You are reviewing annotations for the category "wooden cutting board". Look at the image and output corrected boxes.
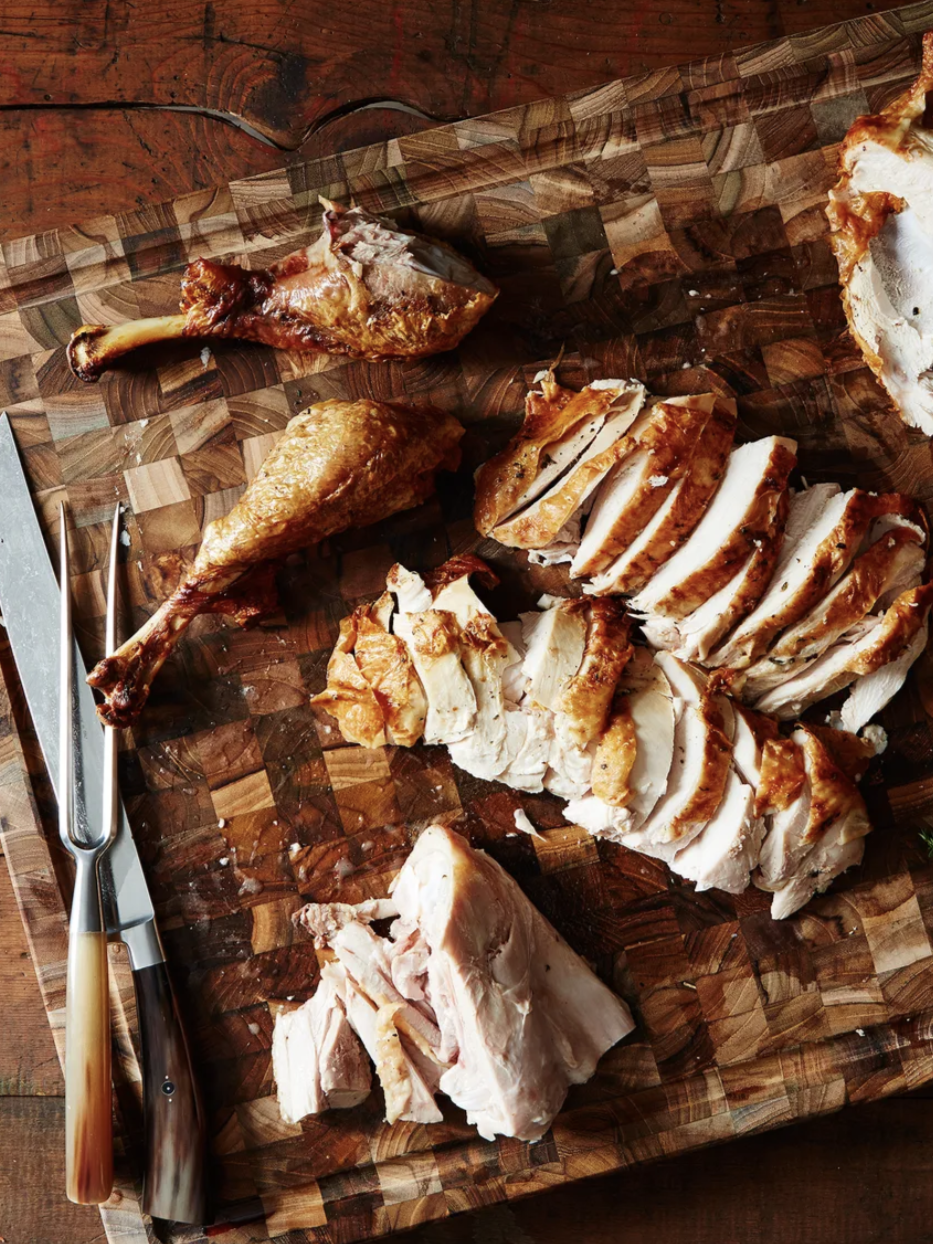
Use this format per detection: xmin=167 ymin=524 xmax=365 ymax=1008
xmin=5 ymin=4 xmax=933 ymax=1240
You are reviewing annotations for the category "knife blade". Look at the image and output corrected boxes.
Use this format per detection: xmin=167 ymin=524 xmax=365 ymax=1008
xmin=0 ymin=412 xmax=206 ymax=1224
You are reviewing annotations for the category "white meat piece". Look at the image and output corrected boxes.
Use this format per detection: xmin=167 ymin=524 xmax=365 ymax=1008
xmin=520 ymin=603 xmax=587 ymax=712
xmin=628 ymin=437 xmax=797 ymax=617
xmin=295 ymin=899 xmax=401 ymax=948
xmin=710 ymin=484 xmax=847 ymax=666
xmin=504 ymin=379 xmax=645 ymax=515
xmin=670 ymin=771 xmax=764 ymax=894
xmin=272 ymin=964 xmax=372 ymax=1123
xmin=837 ymin=621 xmax=929 ymax=733
xmin=389 ymin=825 xmax=634 ymax=1141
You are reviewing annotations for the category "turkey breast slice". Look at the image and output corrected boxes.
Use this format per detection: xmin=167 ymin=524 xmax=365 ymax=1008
xmin=565 ymin=648 xmax=676 ymax=839
xmin=757 ymin=728 xmax=872 ymax=919
xmin=642 ymin=489 xmax=789 ymax=662
xmin=628 ymin=437 xmax=797 ymax=619
xmin=827 ymin=34 xmax=933 ymax=436
xmin=712 ymin=489 xmax=921 ymax=668
xmin=569 ymin=395 xmax=718 ymax=579
xmin=432 ymin=574 xmax=521 ymax=781
xmin=740 ymin=519 xmax=927 ymax=699
xmin=544 ymin=601 xmax=633 ymax=799
xmin=670 ymin=770 xmax=764 ymax=895
xmin=585 ymin=397 xmax=737 ymax=596
xmin=520 ymin=601 xmax=589 ymax=712
xmin=625 ymin=654 xmax=732 ymax=848
xmin=474 ymin=373 xmax=646 ymax=534
xmin=492 ymin=394 xmax=651 ymax=550
xmin=752 ymin=583 xmax=933 ymax=719
xmin=387 ymin=565 xmax=477 ymax=745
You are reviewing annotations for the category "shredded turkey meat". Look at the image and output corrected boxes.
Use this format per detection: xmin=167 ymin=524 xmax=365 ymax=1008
xmin=274 ymin=825 xmax=635 ymax=1138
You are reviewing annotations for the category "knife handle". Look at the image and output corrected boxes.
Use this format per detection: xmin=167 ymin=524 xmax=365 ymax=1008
xmin=135 ymin=960 xmax=207 ymax=1224
xmin=65 ymin=928 xmax=114 ymax=1204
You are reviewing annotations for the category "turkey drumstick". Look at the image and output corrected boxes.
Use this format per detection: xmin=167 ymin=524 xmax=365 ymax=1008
xmin=68 ymin=199 xmax=497 ymax=381
xmin=87 ymin=398 xmax=463 ymax=727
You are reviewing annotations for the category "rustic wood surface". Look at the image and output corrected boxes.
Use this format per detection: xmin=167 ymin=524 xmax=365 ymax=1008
xmin=7 ymin=2 xmax=933 ymax=1242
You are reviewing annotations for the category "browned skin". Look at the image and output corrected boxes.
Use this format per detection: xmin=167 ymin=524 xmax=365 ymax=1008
xmin=590 ymin=696 xmax=637 ymax=808
xmin=600 ymin=398 xmax=737 ymax=595
xmin=756 ymin=737 xmax=806 ymax=816
xmin=805 ymin=725 xmax=877 ymax=784
xmin=423 ymin=554 xmax=499 ymax=595
xmin=87 ymin=399 xmax=463 ymax=726
xmin=557 ymin=599 xmax=633 ymax=746
xmin=653 ymin=441 xmax=798 ymax=620
xmin=473 ymin=374 xmax=630 ymax=537
xmin=714 ymin=491 xmax=922 ymax=669
xmin=797 ymin=729 xmax=871 ymax=847
xmin=665 ymin=687 xmax=732 ymax=837
xmin=569 ymin=398 xmax=720 ymax=579
xmin=67 ymin=200 xmax=497 ymax=381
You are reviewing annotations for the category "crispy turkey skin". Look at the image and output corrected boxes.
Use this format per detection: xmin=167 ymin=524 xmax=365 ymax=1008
xmin=68 ymin=200 xmax=497 ymax=381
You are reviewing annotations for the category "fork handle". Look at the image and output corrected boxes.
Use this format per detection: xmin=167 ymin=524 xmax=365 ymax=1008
xmin=65 ymin=913 xmax=114 ymax=1204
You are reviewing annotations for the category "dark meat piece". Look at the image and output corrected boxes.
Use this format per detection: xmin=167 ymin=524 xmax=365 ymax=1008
xmin=87 ymin=398 xmax=463 ymax=726
xmin=68 ymin=199 xmax=497 ymax=381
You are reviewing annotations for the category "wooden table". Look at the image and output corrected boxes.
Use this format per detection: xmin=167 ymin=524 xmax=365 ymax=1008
xmin=3 ymin=1 xmax=932 ymax=1239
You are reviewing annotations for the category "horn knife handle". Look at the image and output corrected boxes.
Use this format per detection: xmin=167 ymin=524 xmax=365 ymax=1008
xmin=135 ymin=960 xmax=207 ymax=1224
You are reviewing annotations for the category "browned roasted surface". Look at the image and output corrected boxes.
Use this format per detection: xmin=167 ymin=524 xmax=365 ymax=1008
xmin=67 ymin=201 xmax=497 ymax=381
xmin=87 ymin=399 xmax=463 ymax=726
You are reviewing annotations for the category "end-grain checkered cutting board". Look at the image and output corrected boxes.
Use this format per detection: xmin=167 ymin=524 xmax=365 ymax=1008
xmin=6 ymin=5 xmax=933 ymax=1240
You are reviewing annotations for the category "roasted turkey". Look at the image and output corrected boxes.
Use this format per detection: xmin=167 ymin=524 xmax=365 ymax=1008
xmin=87 ymin=399 xmax=463 ymax=727
xmin=273 ymin=824 xmax=634 ymax=1136
xmin=68 ymin=200 xmax=497 ymax=381
xmin=313 ymin=558 xmax=885 ymax=919
xmin=827 ymin=33 xmax=933 ymax=434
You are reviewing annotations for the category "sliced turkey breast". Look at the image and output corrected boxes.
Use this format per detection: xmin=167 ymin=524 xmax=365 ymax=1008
xmin=836 ymin=621 xmax=929 ymax=734
xmin=521 ymin=600 xmax=589 ymax=712
xmin=585 ymin=398 xmax=737 ymax=596
xmin=569 ymin=396 xmax=718 ymax=579
xmin=491 ymin=396 xmax=654 ymax=550
xmin=432 ymin=574 xmax=524 ymax=780
xmin=740 ymin=519 xmax=927 ymax=699
xmin=385 ymin=565 xmax=477 ymax=745
xmin=565 ymin=647 xmax=676 ymax=839
xmin=757 ymin=728 xmax=872 ymax=918
xmin=555 ymin=600 xmax=633 ymax=747
xmin=273 ymin=964 xmax=372 ymax=1123
xmin=712 ymin=490 xmax=920 ymax=668
xmin=643 ymin=491 xmax=789 ymax=661
xmin=827 ymin=34 xmax=933 ymax=435
xmin=389 ymin=825 xmax=635 ymax=1140
xmin=628 ymin=437 xmax=797 ymax=620
xmin=630 ymin=654 xmax=732 ymax=847
xmin=752 ymin=583 xmax=933 ymax=719
xmin=545 ymin=600 xmax=634 ymax=799
xmin=730 ymin=704 xmax=778 ymax=788
xmin=670 ymin=771 xmax=764 ymax=895
xmin=474 ymin=374 xmax=646 ymax=534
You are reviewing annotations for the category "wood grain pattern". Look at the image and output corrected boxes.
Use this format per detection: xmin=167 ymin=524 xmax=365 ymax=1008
xmin=6 ymin=5 xmax=933 ymax=1242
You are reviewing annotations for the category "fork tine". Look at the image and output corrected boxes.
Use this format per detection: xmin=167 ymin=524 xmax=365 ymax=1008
xmin=59 ymin=502 xmax=73 ymax=848
xmin=101 ymin=503 xmax=122 ymax=847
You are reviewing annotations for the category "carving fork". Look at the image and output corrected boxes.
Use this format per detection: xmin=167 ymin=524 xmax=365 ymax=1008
xmin=60 ymin=502 xmax=121 ymax=1204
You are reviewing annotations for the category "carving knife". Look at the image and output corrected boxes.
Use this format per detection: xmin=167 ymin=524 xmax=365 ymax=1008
xmin=0 ymin=412 xmax=207 ymax=1224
